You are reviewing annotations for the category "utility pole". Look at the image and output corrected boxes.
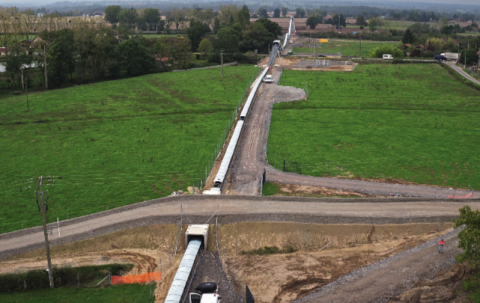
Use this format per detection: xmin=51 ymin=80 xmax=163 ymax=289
xmin=36 ymin=176 xmax=54 ymax=289
xmin=220 ymin=51 xmax=224 ymax=79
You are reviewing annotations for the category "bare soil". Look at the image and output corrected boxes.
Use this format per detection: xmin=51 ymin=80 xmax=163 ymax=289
xmin=272 ymin=182 xmax=374 ymax=198
xmin=216 ymin=222 xmax=453 ymax=303
xmin=0 ymin=222 xmax=451 ymax=302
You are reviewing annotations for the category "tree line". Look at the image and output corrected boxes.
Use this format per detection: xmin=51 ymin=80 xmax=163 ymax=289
xmin=2 ymin=5 xmax=284 ymax=91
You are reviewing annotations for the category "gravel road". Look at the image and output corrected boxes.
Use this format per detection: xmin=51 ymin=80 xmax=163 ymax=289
xmin=295 ymin=227 xmax=462 ymax=303
xmin=223 ymin=59 xmax=480 ymax=198
xmin=1 ymin=195 xmax=476 ymax=260
xmin=224 ymin=67 xmax=306 ymax=195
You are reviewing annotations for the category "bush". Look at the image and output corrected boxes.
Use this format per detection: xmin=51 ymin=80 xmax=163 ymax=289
xmin=0 ymin=264 xmax=133 ymax=293
xmin=369 ymin=46 xmax=404 ymax=58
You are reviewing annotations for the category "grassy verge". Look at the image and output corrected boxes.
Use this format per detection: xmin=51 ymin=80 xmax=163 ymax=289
xmin=0 ymin=65 xmax=259 ymax=233
xmin=463 ymin=271 xmax=480 ymax=303
xmin=0 ymin=284 xmax=154 ymax=303
xmin=440 ymin=63 xmax=480 ymax=91
xmin=293 ymin=39 xmax=398 ymax=57
xmin=262 ymin=182 xmax=279 ymax=196
xmin=268 ymin=64 xmax=480 ymax=189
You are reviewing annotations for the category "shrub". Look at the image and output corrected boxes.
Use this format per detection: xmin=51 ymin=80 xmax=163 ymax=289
xmin=369 ymin=46 xmax=404 ymax=58
xmin=0 ymin=264 xmax=133 ymax=293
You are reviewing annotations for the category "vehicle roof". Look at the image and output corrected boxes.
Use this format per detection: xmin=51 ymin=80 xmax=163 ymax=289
xmin=200 ymin=293 xmax=219 ymax=303
xmin=265 ymin=75 xmax=273 ymax=78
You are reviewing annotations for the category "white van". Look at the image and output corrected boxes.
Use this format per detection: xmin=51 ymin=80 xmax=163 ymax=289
xmin=382 ymin=54 xmax=393 ymax=60
xmin=263 ymin=75 xmax=274 ymax=83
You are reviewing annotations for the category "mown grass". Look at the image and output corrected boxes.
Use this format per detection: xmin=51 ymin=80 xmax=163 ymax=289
xmin=0 ymin=65 xmax=258 ymax=233
xmin=268 ymin=64 xmax=480 ymax=189
xmin=0 ymin=284 xmax=154 ymax=303
xmin=293 ymin=39 xmax=398 ymax=57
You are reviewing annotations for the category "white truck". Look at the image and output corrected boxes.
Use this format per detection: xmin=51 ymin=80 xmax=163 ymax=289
xmin=382 ymin=54 xmax=394 ymax=60
xmin=263 ymin=74 xmax=274 ymax=83
xmin=190 ymin=282 xmax=221 ymax=303
xmin=190 ymin=293 xmax=221 ymax=303
xmin=441 ymin=52 xmax=459 ymax=61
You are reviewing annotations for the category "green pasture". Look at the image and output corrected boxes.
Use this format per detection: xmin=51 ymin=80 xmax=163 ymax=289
xmin=386 ymin=20 xmax=418 ymax=30
xmin=293 ymin=39 xmax=399 ymax=57
xmin=268 ymin=64 xmax=480 ymax=189
xmin=0 ymin=65 xmax=258 ymax=233
xmin=0 ymin=284 xmax=153 ymax=303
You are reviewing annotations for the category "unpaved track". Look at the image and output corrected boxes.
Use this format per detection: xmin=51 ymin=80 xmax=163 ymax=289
xmin=225 ymin=67 xmax=306 ymax=195
xmin=224 ymin=61 xmax=480 ymax=198
xmin=1 ymin=195 xmax=477 ymax=260
xmin=295 ymin=227 xmax=461 ymax=303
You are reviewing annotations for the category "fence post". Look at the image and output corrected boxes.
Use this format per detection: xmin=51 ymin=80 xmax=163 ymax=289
xmin=77 ymin=272 xmax=79 ymax=286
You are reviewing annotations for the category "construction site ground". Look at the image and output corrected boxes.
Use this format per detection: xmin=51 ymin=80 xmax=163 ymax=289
xmin=0 ymin=222 xmax=459 ymax=303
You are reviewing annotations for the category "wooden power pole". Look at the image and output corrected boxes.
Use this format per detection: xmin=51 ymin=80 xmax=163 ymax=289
xmin=36 ymin=176 xmax=54 ymax=288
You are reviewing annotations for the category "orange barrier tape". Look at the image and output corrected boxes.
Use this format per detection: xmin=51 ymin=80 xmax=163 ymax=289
xmin=111 ymin=272 xmax=161 ymax=285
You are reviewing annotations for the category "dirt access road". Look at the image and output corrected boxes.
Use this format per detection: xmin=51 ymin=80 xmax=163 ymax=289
xmin=223 ymin=60 xmax=479 ymax=198
xmin=1 ymin=195 xmax=476 ymax=260
xmin=296 ymin=227 xmax=462 ymax=303
xmin=224 ymin=67 xmax=305 ymax=195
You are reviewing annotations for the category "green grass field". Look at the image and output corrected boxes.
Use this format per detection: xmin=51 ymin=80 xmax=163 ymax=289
xmin=268 ymin=64 xmax=480 ymax=189
xmin=0 ymin=284 xmax=153 ymax=303
xmin=0 ymin=65 xmax=258 ymax=233
xmin=293 ymin=39 xmax=399 ymax=57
